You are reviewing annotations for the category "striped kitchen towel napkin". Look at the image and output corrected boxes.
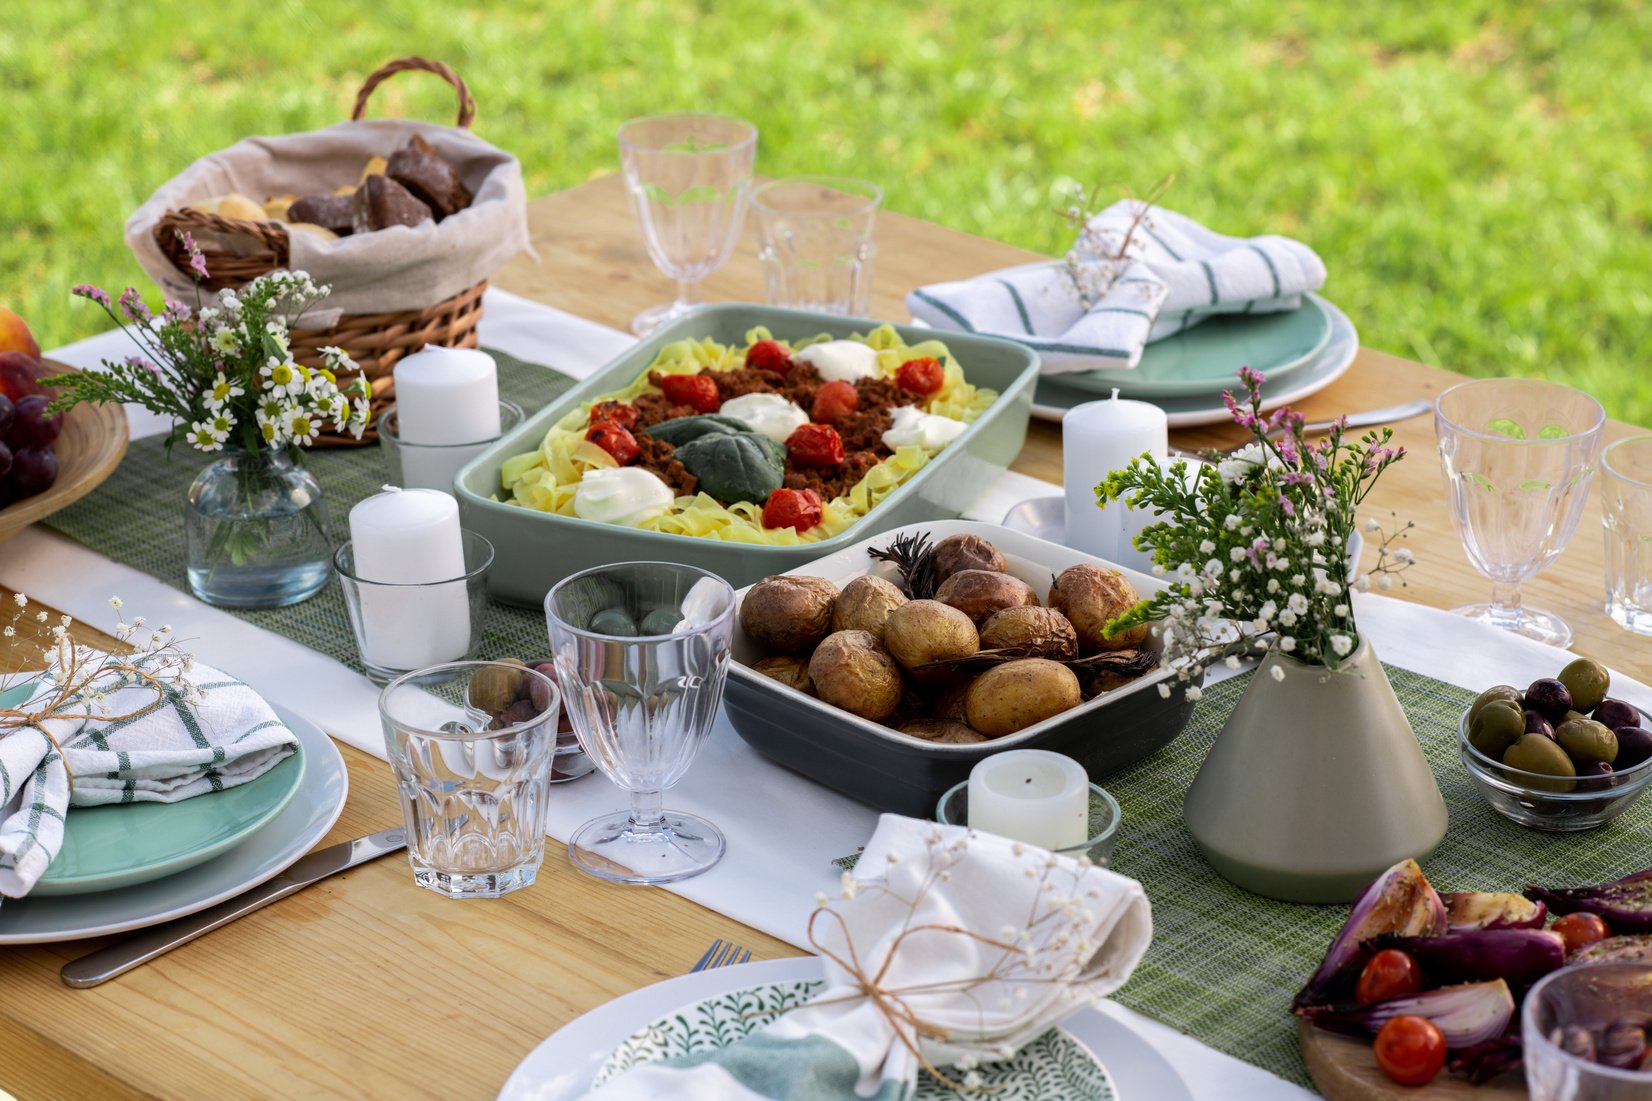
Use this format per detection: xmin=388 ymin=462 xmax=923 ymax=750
xmin=585 ymin=814 xmax=1152 ymax=1100
xmin=907 ymin=201 xmax=1326 ymax=373
xmin=0 ymin=654 xmax=296 ymax=899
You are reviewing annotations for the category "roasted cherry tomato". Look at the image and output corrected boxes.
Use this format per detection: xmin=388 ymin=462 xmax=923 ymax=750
xmin=745 ymin=339 xmax=793 ymax=374
xmin=895 ymin=356 xmax=945 ymax=395
xmin=762 ymin=487 xmax=824 ymax=532
xmin=589 ymin=399 xmax=638 ymax=430
xmin=785 ymin=423 xmax=846 ymax=468
xmin=658 ymin=372 xmax=721 ymax=413
xmin=1373 ymin=1015 xmax=1445 ymax=1087
xmin=1355 ymin=949 xmax=1425 ymax=1004
xmin=585 ymin=420 xmax=639 ymax=465
xmin=811 ymin=380 xmax=859 ymax=425
xmin=1552 ymin=912 xmax=1611 ymax=955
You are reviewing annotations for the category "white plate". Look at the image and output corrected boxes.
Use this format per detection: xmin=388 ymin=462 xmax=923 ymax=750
xmin=498 ymin=957 xmax=1194 ymax=1101
xmin=0 ymin=704 xmax=347 ymax=944
xmin=1030 ymin=295 xmax=1360 ymax=427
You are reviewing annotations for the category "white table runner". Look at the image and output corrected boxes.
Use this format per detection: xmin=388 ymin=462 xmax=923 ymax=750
xmin=13 ymin=288 xmax=1644 ymax=1099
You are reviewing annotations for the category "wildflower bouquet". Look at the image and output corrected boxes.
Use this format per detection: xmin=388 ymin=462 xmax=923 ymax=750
xmin=1099 ymin=366 xmax=1415 ymax=687
xmin=47 ymin=233 xmax=370 ymax=455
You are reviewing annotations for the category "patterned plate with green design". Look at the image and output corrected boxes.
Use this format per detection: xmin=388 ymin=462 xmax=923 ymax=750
xmin=592 ymin=979 xmax=1117 ymax=1099
xmin=5 ymin=674 xmax=308 ymax=897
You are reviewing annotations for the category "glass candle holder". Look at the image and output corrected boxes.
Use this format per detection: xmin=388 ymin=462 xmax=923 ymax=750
xmin=379 ymin=400 xmax=524 ymax=495
xmin=335 ymin=530 xmax=494 ymax=685
xmin=379 ymin=661 xmax=561 ymax=899
xmin=936 ymin=780 xmax=1121 ymax=867
xmin=753 ymin=176 xmax=881 ymax=317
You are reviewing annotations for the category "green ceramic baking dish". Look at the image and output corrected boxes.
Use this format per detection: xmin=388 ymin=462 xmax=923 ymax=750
xmin=455 ymin=303 xmax=1040 ymax=606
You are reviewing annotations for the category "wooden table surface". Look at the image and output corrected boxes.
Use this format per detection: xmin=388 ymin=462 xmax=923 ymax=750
xmin=1 ymin=173 xmax=1647 ymax=1100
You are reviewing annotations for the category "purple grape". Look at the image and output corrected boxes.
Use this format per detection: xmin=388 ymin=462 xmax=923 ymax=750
xmin=0 ymin=440 xmax=13 ymax=480
xmin=9 ymin=395 xmax=61 ymax=450
xmin=1594 ymin=698 xmax=1640 ymax=731
xmin=0 ymin=394 xmax=14 ymax=439
xmin=1525 ymin=678 xmax=1574 ymax=721
xmin=9 ymin=446 xmax=57 ymax=498
xmin=1616 ymin=726 xmax=1652 ymax=770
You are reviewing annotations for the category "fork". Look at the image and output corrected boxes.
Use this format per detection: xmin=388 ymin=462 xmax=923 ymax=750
xmin=690 ymin=938 xmax=752 ymax=972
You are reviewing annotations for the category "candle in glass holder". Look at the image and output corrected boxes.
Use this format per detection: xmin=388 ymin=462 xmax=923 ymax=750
xmin=966 ymin=750 xmax=1090 ymax=851
xmin=392 ymin=345 xmax=501 ymax=445
xmin=347 ymin=487 xmax=470 ymax=671
xmin=1063 ymin=390 xmax=1168 ymax=561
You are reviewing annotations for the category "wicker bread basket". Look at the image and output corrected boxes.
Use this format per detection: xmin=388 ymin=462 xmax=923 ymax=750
xmin=147 ymin=58 xmax=497 ymax=445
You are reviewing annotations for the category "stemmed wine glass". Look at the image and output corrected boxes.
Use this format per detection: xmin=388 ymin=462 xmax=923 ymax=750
xmin=1435 ymin=377 xmax=1606 ymax=647
xmin=617 ymin=113 xmax=758 ymax=336
xmin=545 ymin=561 xmax=735 ymax=884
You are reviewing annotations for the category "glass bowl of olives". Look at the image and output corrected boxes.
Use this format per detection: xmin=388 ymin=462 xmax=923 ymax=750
xmin=1458 ymin=658 xmax=1652 ymax=831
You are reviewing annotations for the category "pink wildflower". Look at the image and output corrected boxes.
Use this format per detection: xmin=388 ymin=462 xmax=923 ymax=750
xmin=118 ymin=286 xmax=151 ymax=323
xmin=72 ymin=284 xmax=112 ymax=308
xmin=176 ymin=231 xmax=210 ymax=281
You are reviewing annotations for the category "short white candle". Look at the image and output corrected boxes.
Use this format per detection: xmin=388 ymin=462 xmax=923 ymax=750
xmin=347 ymin=487 xmax=471 ymax=671
xmin=966 ymin=750 xmax=1090 ymax=851
xmin=1063 ymin=390 xmax=1168 ymax=562
xmin=392 ymin=345 xmax=501 ymax=446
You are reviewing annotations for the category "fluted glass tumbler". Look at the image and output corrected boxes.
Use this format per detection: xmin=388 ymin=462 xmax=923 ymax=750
xmin=379 ymin=661 xmax=561 ymax=899
xmin=618 ymin=113 xmax=757 ymax=335
xmin=545 ymin=562 xmax=735 ymax=885
xmin=1603 ymin=435 xmax=1652 ymax=635
xmin=1435 ymin=378 xmax=1606 ymax=647
xmin=753 ymin=176 xmax=881 ymax=316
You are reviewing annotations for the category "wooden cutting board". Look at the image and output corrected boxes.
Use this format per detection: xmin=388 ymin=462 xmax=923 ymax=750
xmin=1299 ymin=1020 xmax=1528 ymax=1099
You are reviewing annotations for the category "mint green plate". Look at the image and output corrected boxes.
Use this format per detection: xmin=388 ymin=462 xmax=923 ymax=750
xmin=2 ymin=675 xmax=308 ymax=897
xmin=1050 ymin=296 xmax=1332 ymax=400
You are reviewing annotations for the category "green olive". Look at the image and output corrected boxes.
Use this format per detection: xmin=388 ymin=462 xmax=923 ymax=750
xmin=1559 ymin=658 xmax=1611 ymax=714
xmin=1556 ymin=718 xmax=1618 ymax=767
xmin=1469 ymin=698 xmax=1527 ymax=758
xmin=1503 ymin=733 xmax=1578 ymax=792
xmin=1469 ymin=685 xmax=1524 ymax=725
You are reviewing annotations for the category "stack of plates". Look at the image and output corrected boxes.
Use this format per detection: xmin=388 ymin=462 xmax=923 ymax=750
xmin=0 ymin=691 xmax=347 ymax=945
xmin=1027 ymin=294 xmax=1360 ymax=427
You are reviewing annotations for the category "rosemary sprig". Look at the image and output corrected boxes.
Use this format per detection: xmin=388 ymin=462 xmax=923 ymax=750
xmin=867 ymin=532 xmax=939 ymax=600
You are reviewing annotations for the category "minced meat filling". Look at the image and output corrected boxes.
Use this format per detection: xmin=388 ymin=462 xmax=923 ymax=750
xmin=613 ymin=362 xmax=930 ymax=511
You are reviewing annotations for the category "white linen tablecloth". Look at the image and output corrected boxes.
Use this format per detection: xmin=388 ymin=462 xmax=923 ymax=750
xmin=16 ymin=289 xmax=1646 ymax=1099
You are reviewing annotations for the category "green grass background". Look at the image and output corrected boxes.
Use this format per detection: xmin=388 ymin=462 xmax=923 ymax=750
xmin=4 ymin=1 xmax=1650 ymax=418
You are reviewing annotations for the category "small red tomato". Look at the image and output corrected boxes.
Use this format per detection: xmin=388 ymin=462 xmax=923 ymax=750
xmin=585 ymin=420 xmax=639 ymax=465
xmin=1355 ymin=949 xmax=1425 ymax=1004
xmin=1552 ymin=912 xmax=1611 ymax=955
xmin=589 ymin=400 xmax=638 ymax=430
xmin=1373 ymin=1015 xmax=1445 ymax=1087
xmin=762 ymin=487 xmax=824 ymax=532
xmin=785 ymin=423 xmax=846 ymax=468
xmin=658 ymin=373 xmax=721 ymax=413
xmin=895 ymin=356 xmax=945 ymax=395
xmin=811 ymin=380 xmax=859 ymax=425
xmin=745 ymin=339 xmax=793 ymax=374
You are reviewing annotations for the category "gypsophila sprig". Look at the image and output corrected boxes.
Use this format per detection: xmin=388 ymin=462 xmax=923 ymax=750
xmin=49 ymin=238 xmax=371 ymax=455
xmin=1098 ymin=367 xmax=1414 ymax=689
xmin=0 ymin=595 xmax=200 ymax=781
xmin=1055 ymin=174 xmax=1175 ymax=309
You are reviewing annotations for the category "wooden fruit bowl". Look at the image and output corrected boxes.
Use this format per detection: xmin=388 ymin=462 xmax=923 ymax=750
xmin=1300 ymin=1020 xmax=1526 ymax=1099
xmin=0 ymin=397 xmax=129 ymax=543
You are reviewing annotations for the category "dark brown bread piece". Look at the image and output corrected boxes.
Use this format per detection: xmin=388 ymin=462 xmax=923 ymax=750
xmin=386 ymin=134 xmax=472 ymax=219
xmin=350 ymin=174 xmax=432 ymax=233
xmin=287 ymin=194 xmax=356 ymax=236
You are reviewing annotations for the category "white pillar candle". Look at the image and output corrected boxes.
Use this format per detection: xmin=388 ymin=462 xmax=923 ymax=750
xmin=392 ymin=345 xmax=502 ymax=445
xmin=966 ymin=750 xmax=1090 ymax=851
xmin=1063 ymin=390 xmax=1168 ymax=562
xmin=347 ymin=488 xmax=471 ymax=671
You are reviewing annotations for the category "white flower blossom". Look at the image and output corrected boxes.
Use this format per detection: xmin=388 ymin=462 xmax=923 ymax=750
xmin=1270 ymin=664 xmax=1287 ymax=681
xmin=1279 ymin=636 xmax=1297 ymax=652
xmin=1330 ymin=634 xmax=1353 ymax=656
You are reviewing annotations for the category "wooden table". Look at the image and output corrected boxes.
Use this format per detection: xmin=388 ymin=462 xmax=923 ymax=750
xmin=0 ymin=174 xmax=1646 ymax=1100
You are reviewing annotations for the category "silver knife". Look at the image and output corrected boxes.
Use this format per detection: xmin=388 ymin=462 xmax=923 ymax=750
xmin=60 ymin=826 xmax=407 ymax=989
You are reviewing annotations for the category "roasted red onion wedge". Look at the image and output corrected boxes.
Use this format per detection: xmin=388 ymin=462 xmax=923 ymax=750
xmin=1293 ymin=859 xmax=1447 ymax=1011
xmin=1526 ymin=868 xmax=1652 ymax=933
xmin=1369 ymin=929 xmax=1566 ymax=988
xmin=1441 ymin=891 xmax=1547 ymax=931
xmin=1300 ymin=980 xmax=1515 ymax=1048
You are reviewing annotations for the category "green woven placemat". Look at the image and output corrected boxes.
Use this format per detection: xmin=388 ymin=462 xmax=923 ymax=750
xmin=43 ymin=350 xmax=573 ymax=668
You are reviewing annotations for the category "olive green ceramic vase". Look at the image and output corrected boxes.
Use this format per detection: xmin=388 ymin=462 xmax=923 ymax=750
xmin=1183 ymin=639 xmax=1447 ymax=904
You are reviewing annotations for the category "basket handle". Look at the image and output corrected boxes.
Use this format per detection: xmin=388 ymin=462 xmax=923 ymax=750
xmin=351 ymin=57 xmax=476 ymax=129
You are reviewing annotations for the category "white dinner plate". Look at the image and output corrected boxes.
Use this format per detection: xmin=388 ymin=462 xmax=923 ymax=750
xmin=0 ymin=704 xmax=348 ymax=944
xmin=497 ymin=956 xmax=1194 ymax=1101
xmin=1030 ymin=294 xmax=1360 ymax=427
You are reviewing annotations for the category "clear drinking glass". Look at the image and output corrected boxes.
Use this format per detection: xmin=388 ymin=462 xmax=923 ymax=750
xmin=544 ymin=562 xmax=735 ymax=885
xmin=1603 ymin=435 xmax=1652 ymax=635
xmin=379 ymin=661 xmax=561 ymax=899
xmin=1523 ymin=962 xmax=1652 ymax=1099
xmin=1435 ymin=378 xmax=1606 ymax=647
xmin=617 ymin=113 xmax=758 ymax=336
xmin=753 ymin=176 xmax=881 ymax=316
